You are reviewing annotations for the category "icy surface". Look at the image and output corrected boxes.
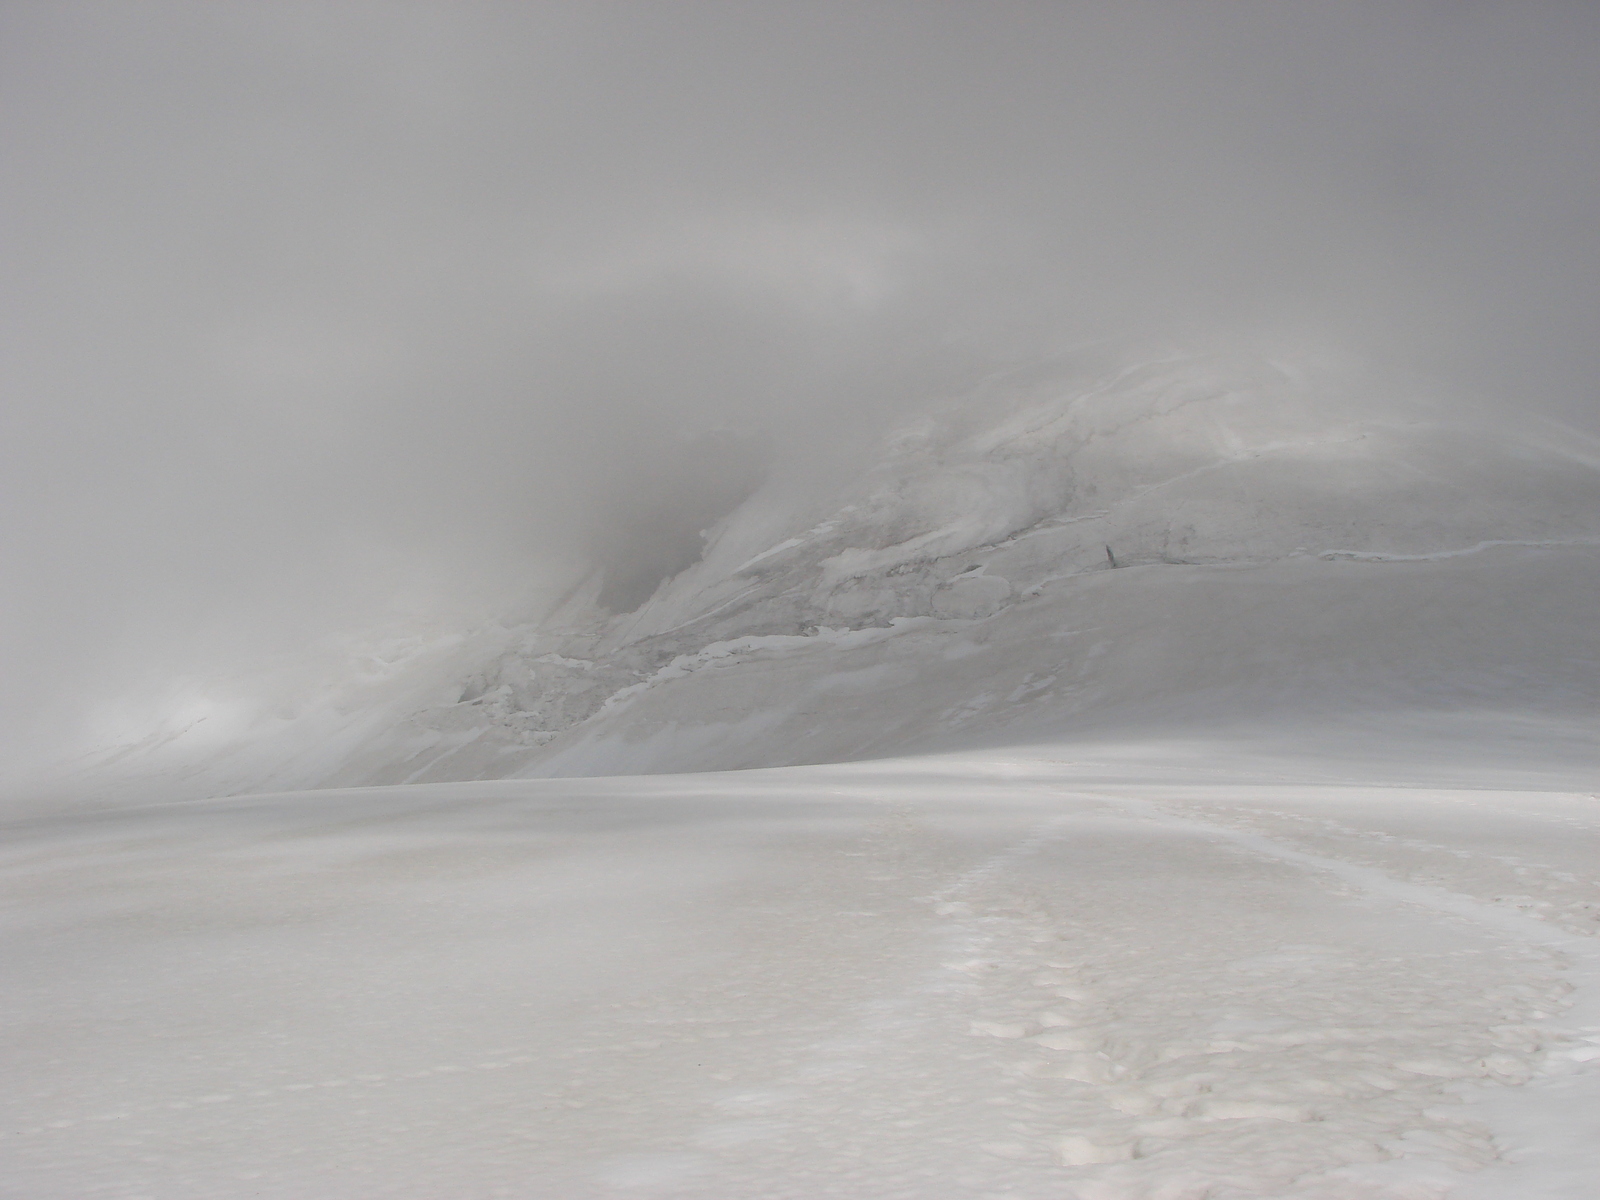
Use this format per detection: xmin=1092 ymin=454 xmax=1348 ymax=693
xmin=4 ymin=751 xmax=1599 ymax=1198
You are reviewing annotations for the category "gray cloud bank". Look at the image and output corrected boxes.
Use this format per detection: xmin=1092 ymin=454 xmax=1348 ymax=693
xmin=3 ymin=1 xmax=1599 ymax=774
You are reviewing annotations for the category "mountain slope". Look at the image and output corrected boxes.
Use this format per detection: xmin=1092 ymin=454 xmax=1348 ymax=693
xmin=48 ymin=349 xmax=1600 ymax=806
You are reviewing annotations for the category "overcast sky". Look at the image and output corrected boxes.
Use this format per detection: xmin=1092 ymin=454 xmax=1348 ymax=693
xmin=3 ymin=1 xmax=1599 ymax=772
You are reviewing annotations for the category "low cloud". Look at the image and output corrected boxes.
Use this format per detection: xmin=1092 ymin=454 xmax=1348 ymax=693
xmin=3 ymin=1 xmax=1598 ymax=775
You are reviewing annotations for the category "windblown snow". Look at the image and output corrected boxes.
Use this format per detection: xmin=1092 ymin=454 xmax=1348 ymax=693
xmin=6 ymin=350 xmax=1600 ymax=1198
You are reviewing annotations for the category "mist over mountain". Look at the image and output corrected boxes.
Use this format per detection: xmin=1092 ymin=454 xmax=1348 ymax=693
xmin=41 ymin=345 xmax=1599 ymax=808
xmin=9 ymin=9 xmax=1600 ymax=1196
xmin=5 ymin=2 xmax=1600 ymax=793
xmin=10 ymin=337 xmax=1600 ymax=1198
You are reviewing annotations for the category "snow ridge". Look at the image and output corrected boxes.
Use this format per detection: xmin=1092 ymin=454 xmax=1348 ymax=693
xmin=54 ymin=347 xmax=1600 ymax=800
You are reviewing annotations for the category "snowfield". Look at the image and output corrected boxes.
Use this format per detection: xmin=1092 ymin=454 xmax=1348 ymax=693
xmin=5 ymin=751 xmax=1599 ymax=1198
xmin=7 ymin=350 xmax=1600 ymax=1197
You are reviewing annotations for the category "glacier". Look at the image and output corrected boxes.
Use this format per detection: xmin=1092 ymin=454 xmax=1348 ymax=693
xmin=5 ymin=348 xmax=1600 ymax=1198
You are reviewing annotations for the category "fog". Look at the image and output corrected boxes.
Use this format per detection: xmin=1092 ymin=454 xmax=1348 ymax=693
xmin=3 ymin=1 xmax=1599 ymax=777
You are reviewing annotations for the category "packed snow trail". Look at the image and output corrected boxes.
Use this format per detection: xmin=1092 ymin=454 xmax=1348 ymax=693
xmin=4 ymin=753 xmax=1597 ymax=1199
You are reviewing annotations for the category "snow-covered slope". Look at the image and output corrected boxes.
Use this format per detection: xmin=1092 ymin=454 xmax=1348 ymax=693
xmin=44 ymin=349 xmax=1600 ymax=807
xmin=11 ymin=349 xmax=1600 ymax=1199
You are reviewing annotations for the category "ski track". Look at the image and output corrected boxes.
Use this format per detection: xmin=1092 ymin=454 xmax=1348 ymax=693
xmin=1317 ymin=537 xmax=1600 ymax=564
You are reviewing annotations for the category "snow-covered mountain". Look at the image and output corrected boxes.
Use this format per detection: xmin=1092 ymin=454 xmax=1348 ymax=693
xmin=13 ymin=349 xmax=1600 ymax=1200
xmin=52 ymin=348 xmax=1600 ymax=806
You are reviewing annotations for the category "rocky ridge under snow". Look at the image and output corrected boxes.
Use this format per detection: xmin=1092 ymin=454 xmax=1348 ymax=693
xmin=52 ymin=349 xmax=1600 ymax=803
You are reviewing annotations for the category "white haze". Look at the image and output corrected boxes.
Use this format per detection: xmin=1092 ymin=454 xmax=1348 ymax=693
xmin=3 ymin=1 xmax=1600 ymax=779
